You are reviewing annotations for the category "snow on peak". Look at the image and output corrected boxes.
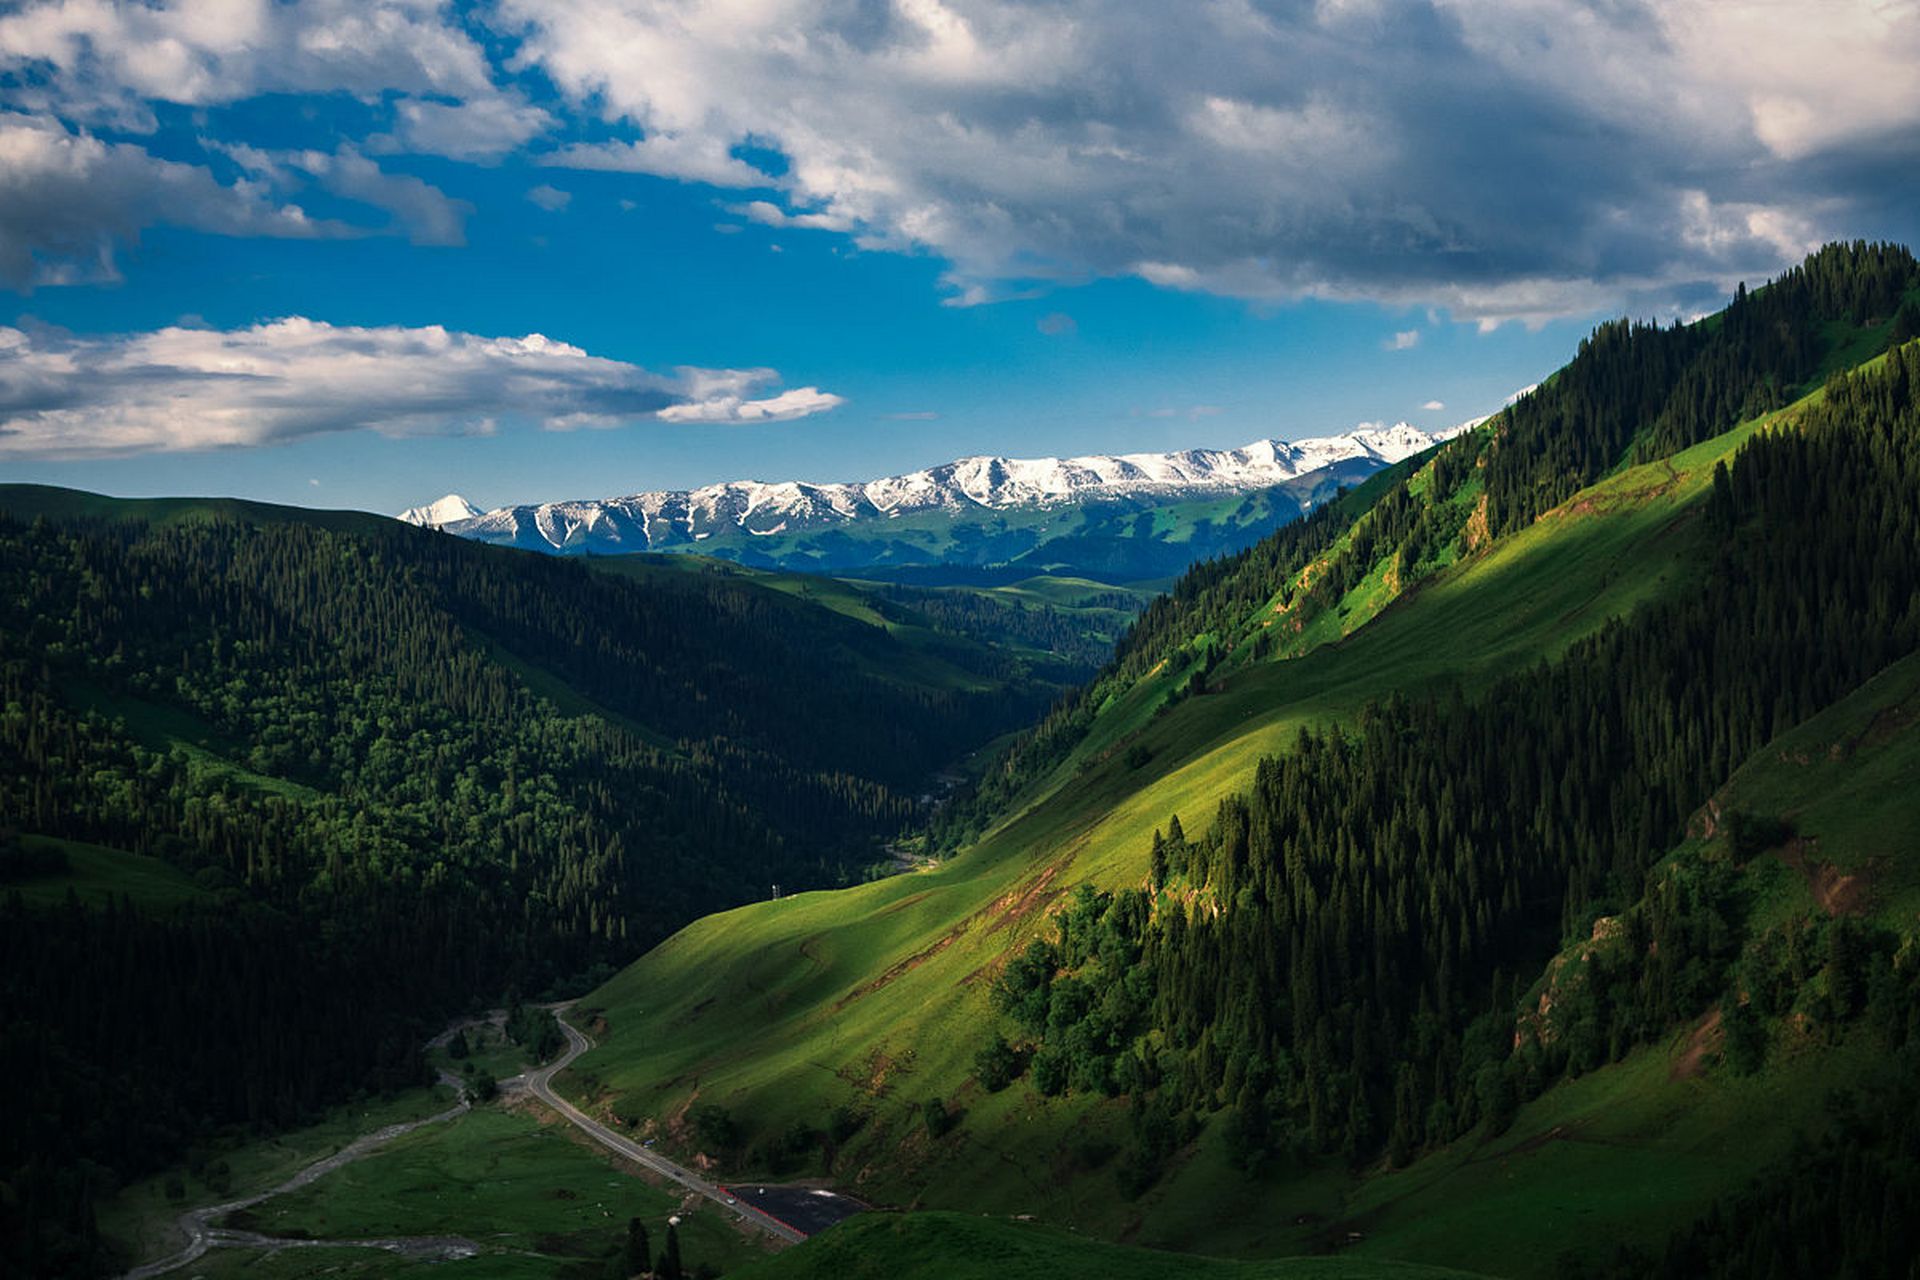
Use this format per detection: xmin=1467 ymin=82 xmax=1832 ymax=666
xmin=397 ymin=493 xmax=482 ymax=528
xmin=410 ymin=411 xmax=1495 ymax=555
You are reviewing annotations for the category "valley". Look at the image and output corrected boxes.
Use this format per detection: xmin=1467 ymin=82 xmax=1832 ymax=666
xmin=6 ymin=244 xmax=1920 ymax=1280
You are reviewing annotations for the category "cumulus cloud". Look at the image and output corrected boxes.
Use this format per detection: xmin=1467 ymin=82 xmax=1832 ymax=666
xmin=488 ymin=0 xmax=1920 ymax=321
xmin=0 ymin=318 xmax=843 ymax=458
xmin=656 ymin=371 xmax=845 ymax=423
xmin=1385 ymin=329 xmax=1421 ymax=351
xmin=2 ymin=0 xmax=1916 ymax=321
xmin=542 ymin=137 xmax=769 ymax=188
xmin=1036 ymin=312 xmax=1077 ymax=337
xmin=527 ymin=184 xmax=572 ymax=212
xmin=0 ymin=0 xmax=498 ymax=128
xmin=1422 ymin=399 xmax=1446 ymax=411
xmin=385 ymin=95 xmax=554 ymax=161
xmin=0 ymin=112 xmax=346 ymax=286
xmin=218 ymin=141 xmax=470 ymax=245
xmin=730 ymin=200 xmax=856 ymax=233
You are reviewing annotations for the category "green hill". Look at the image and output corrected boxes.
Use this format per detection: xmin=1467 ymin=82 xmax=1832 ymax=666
xmin=0 ymin=488 xmax=1075 ymax=1274
xmin=549 ymin=243 xmax=1920 ymax=1276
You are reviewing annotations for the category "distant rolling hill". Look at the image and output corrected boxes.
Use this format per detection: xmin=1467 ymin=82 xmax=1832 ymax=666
xmin=401 ymin=421 xmax=1475 ymax=581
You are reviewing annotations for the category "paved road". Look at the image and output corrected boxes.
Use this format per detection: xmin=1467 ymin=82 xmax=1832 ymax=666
xmin=525 ymin=1005 xmax=809 ymax=1245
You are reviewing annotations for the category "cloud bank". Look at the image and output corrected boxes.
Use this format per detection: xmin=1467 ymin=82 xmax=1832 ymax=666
xmin=1 ymin=0 xmax=1917 ymax=320
xmin=0 ymin=319 xmax=844 ymax=459
xmin=498 ymin=0 xmax=1919 ymax=320
xmin=0 ymin=112 xmax=346 ymax=287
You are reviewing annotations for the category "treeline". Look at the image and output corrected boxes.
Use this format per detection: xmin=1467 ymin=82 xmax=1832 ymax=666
xmin=0 ymin=503 xmax=1051 ymax=1273
xmin=1 ymin=892 xmax=435 ymax=1275
xmin=983 ymin=337 xmax=1920 ymax=1189
xmin=873 ymin=583 xmax=1128 ymax=677
xmin=1488 ymin=239 xmax=1918 ymax=533
xmin=939 ymin=243 xmax=1920 ymax=845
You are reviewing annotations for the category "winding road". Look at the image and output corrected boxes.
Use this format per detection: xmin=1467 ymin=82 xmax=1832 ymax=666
xmin=123 ymin=1004 xmax=822 ymax=1277
xmin=524 ymin=1005 xmax=808 ymax=1245
xmin=123 ymin=1078 xmax=477 ymax=1279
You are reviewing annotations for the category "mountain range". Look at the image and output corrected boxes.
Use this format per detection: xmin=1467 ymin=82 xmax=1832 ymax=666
xmin=400 ymin=420 xmax=1476 ymax=580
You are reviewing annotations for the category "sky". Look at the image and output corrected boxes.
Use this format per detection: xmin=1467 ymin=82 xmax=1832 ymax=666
xmin=0 ymin=0 xmax=1916 ymax=515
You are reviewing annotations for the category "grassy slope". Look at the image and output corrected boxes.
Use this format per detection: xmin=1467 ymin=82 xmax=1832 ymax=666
xmin=587 ymin=553 xmax=1042 ymax=695
xmin=98 ymin=1088 xmax=456 ymax=1266
xmin=734 ymin=1212 xmax=1484 ymax=1280
xmin=1336 ymin=645 xmax=1920 ymax=1275
xmin=7 ymin=835 xmax=212 ymax=911
xmin=557 ymin=406 xmax=1791 ymax=1245
xmin=234 ymin=1104 xmax=767 ymax=1276
xmin=0 ymin=485 xmax=394 ymax=538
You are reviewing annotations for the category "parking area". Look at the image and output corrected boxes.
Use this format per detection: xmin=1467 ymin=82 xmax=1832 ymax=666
xmin=722 ymin=1184 xmax=868 ymax=1237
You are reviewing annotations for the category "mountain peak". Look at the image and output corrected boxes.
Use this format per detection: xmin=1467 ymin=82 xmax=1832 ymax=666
xmin=397 ymin=493 xmax=481 ymax=528
xmin=408 ymin=417 xmax=1484 ymax=567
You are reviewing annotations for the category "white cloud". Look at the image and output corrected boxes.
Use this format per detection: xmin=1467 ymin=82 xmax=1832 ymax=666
xmin=488 ymin=0 xmax=1920 ymax=322
xmin=0 ymin=0 xmax=498 ymax=127
xmin=542 ymin=137 xmax=769 ymax=189
xmin=386 ymin=95 xmax=554 ymax=161
xmin=0 ymin=318 xmax=843 ymax=458
xmin=290 ymin=147 xmax=470 ymax=245
xmin=0 ymin=112 xmax=346 ymax=287
xmin=0 ymin=0 xmax=1915 ymax=321
xmin=656 ymin=371 xmax=845 ymax=423
xmin=1422 ymin=399 xmax=1446 ymax=411
xmin=527 ymin=184 xmax=572 ymax=212
xmin=730 ymin=200 xmax=855 ymax=233
xmin=1385 ymin=329 xmax=1421 ymax=351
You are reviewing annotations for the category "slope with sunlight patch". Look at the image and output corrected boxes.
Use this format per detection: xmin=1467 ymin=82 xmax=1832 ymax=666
xmin=552 ymin=245 xmax=1920 ymax=1276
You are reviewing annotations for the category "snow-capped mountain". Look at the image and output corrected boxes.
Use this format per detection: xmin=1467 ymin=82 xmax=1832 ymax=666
xmin=401 ymin=420 xmax=1479 ymax=566
xmin=398 ymin=493 xmax=481 ymax=528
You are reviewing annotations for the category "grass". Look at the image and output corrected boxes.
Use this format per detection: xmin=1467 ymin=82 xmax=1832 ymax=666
xmin=426 ymin=1021 xmax=537 ymax=1083
xmin=585 ymin=553 xmax=1020 ymax=696
xmin=157 ymin=1245 xmax=561 ymax=1280
xmin=236 ymin=1105 xmax=769 ymax=1275
xmin=1336 ymin=1032 xmax=1882 ymax=1277
xmin=0 ymin=484 xmax=397 ymax=539
xmin=554 ymin=408 xmax=1780 ymax=1249
xmin=731 ymin=1212 xmax=1487 ymax=1280
xmin=60 ymin=678 xmax=326 ymax=803
xmin=1709 ymin=647 xmax=1920 ymax=927
xmin=7 ymin=834 xmax=211 ymax=911
xmin=100 ymin=1087 xmax=457 ymax=1268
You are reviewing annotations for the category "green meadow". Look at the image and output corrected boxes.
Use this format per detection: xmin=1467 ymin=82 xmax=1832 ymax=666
xmin=551 ymin=400 xmax=1826 ymax=1263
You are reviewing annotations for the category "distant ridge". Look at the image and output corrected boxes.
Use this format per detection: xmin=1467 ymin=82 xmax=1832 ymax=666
xmin=400 ymin=419 xmax=1480 ymax=569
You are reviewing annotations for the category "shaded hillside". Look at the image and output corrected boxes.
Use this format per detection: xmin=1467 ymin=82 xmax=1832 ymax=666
xmin=0 ymin=489 xmax=1062 ymax=1274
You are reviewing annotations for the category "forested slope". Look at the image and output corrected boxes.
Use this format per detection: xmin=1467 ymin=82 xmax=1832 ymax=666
xmin=558 ymin=243 xmax=1920 ymax=1276
xmin=940 ymin=241 xmax=1920 ymax=844
xmin=0 ymin=492 xmax=1059 ymax=1274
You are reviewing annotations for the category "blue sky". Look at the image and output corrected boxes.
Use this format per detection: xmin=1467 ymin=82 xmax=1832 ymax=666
xmin=1 ymin=1 xmax=1915 ymax=514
